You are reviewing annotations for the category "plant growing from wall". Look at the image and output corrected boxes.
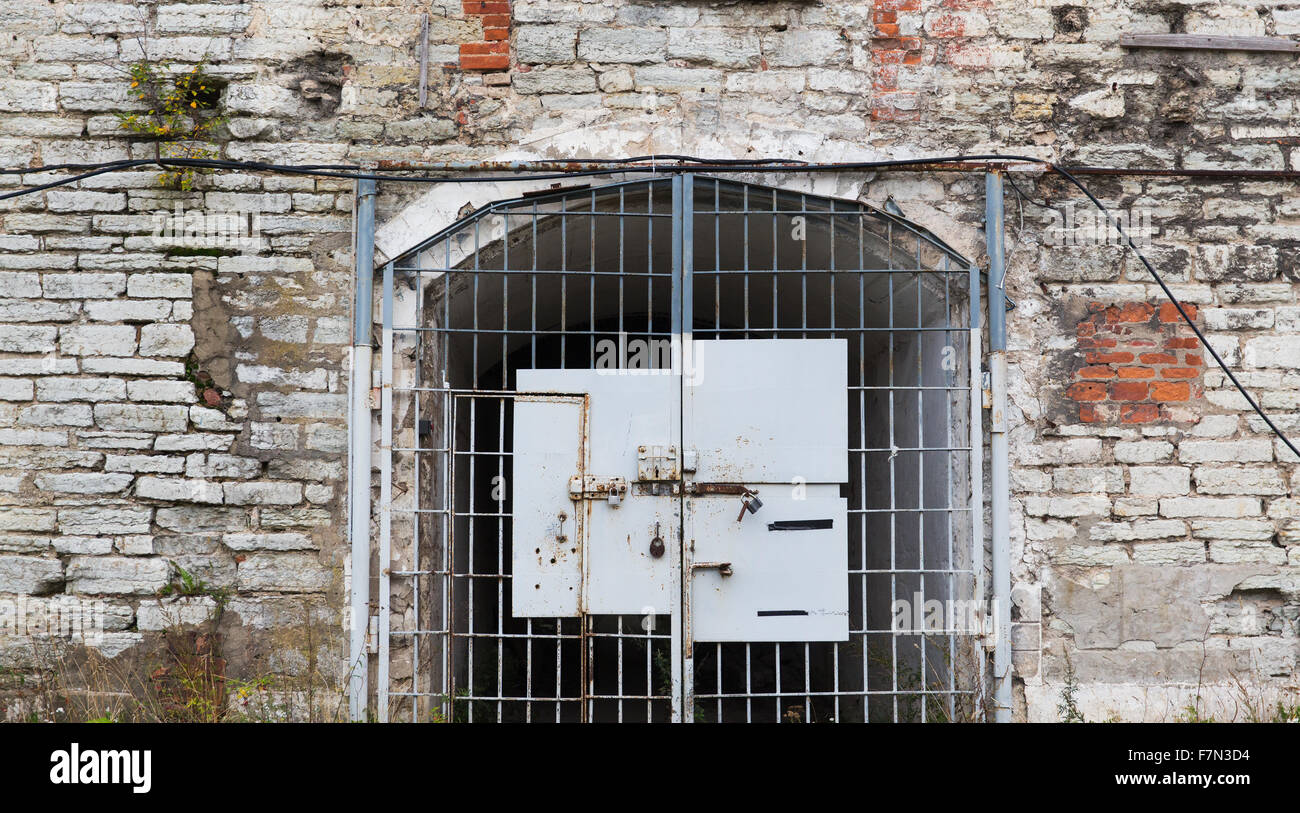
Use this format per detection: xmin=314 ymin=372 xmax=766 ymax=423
xmin=117 ymin=59 xmax=227 ymax=191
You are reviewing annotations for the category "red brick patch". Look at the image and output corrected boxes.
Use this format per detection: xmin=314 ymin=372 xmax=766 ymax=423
xmin=459 ymin=0 xmax=511 ymax=72
xmin=1067 ymin=300 xmax=1205 ymax=424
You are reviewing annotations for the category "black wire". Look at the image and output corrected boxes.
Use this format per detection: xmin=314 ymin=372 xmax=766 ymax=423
xmin=2 ymin=151 xmax=1295 ymax=459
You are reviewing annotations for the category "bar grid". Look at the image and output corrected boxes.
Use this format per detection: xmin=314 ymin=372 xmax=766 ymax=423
xmin=379 ymin=175 xmax=983 ymax=722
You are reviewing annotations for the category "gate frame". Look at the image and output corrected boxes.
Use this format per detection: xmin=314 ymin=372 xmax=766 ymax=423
xmin=352 ymin=169 xmax=995 ymax=722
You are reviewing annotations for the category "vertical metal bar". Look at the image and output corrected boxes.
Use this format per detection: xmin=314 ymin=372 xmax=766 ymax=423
xmin=377 ymin=262 xmax=394 ymax=722
xmin=986 ymin=171 xmax=1012 ymax=723
xmin=671 ymin=173 xmax=687 ymax=723
xmin=968 ymin=262 xmax=986 ymax=720
xmin=418 ymin=13 xmax=429 ymax=108
xmin=348 ymin=175 xmax=377 ymax=721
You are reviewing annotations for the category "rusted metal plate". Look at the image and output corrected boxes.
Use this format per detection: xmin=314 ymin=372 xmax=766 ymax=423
xmin=688 ymin=487 xmax=849 ymax=642
xmin=511 ymin=395 xmax=586 ymax=617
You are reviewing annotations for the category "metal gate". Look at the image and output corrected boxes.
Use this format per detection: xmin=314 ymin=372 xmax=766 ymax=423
xmin=374 ymin=174 xmax=984 ymax=722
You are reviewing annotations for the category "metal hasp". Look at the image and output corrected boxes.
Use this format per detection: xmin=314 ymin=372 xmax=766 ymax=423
xmin=986 ymin=171 xmax=1013 ymax=723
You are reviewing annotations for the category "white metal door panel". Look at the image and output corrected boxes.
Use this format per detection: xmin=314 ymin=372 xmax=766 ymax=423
xmin=689 ymin=489 xmax=849 ymax=642
xmin=511 ymin=395 xmax=586 ymax=617
xmin=686 ymin=339 xmax=848 ymax=485
xmin=584 ymin=496 xmax=677 ymax=615
xmin=516 ymin=369 xmax=677 ymax=479
xmin=515 ymin=369 xmax=678 ymax=615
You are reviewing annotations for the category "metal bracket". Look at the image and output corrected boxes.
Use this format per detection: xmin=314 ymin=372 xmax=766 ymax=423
xmin=569 ymin=475 xmax=628 ymax=505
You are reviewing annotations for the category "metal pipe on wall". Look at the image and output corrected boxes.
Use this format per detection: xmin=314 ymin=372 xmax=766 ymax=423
xmin=985 ymin=171 xmax=1013 ymax=723
xmin=348 ymin=177 xmax=378 ymax=721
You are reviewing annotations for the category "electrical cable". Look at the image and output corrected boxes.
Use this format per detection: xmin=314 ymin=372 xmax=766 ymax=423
xmin=1 ymin=151 xmax=1295 ymax=458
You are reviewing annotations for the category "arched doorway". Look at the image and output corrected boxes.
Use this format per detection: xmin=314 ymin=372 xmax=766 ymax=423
xmin=376 ymin=175 xmax=984 ymax=722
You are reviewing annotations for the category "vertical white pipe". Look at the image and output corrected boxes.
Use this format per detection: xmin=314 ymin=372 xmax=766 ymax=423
xmin=349 ymin=178 xmax=377 ymax=721
xmin=985 ymin=171 xmax=1012 ymax=723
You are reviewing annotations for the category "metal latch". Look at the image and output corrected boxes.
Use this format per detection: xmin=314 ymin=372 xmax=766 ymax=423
xmin=637 ymin=444 xmax=679 ymax=481
xmin=692 ymin=561 xmax=733 ymax=577
xmin=569 ymin=475 xmax=628 ymax=505
xmin=686 ymin=482 xmax=762 ymax=522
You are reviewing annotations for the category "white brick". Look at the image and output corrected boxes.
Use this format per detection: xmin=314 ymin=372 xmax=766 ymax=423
xmin=221 ymin=532 xmax=315 ymax=551
xmin=0 ymin=325 xmax=56 ymax=353
xmin=66 ymin=555 xmax=168 ymax=595
xmin=0 ymin=299 xmax=80 ymax=322
xmin=41 ymin=272 xmax=125 ymax=299
xmin=82 ymin=357 xmax=185 ymax=377
xmin=1052 ymin=466 xmax=1123 ymax=493
xmin=0 ymin=377 xmax=34 ymax=400
xmin=1178 ymin=439 xmax=1273 ymax=463
xmin=256 ymin=392 xmax=347 ymax=419
xmin=577 ymin=28 xmax=667 ymax=63
xmin=0 ymin=80 xmax=57 ymax=112
xmin=0 ymin=429 xmax=67 ymax=447
xmin=60 ymin=324 xmax=137 ymax=356
xmin=1208 ymin=540 xmax=1287 ymax=565
xmin=126 ymin=379 xmax=197 ymax=403
xmin=46 ymin=191 xmax=126 ymax=212
xmin=1022 ymin=496 xmax=1111 ymax=518
xmin=234 ymin=364 xmax=329 ymax=391
xmin=1244 ymin=336 xmax=1300 ymax=368
xmin=189 ymin=406 xmax=242 ymax=431
xmin=258 ymin=315 xmax=309 ymax=343
xmin=156 ymin=3 xmax=252 ymax=34
xmin=1159 ymin=497 xmax=1261 ymax=518
xmin=94 ymin=403 xmax=190 ymax=432
xmin=35 ymin=377 xmax=126 ymax=402
xmin=154 ymin=433 xmax=234 ymax=452
xmin=135 ymin=476 xmax=224 ymax=504
xmin=57 ymin=506 xmax=151 ymax=535
xmin=1191 ymin=519 xmax=1275 ymax=541
xmin=236 ymin=553 xmax=330 ymax=592
xmin=516 ymin=25 xmax=578 ymax=63
xmin=126 ymin=273 xmax=192 ymax=298
xmin=1114 ymin=440 xmax=1173 ymax=464
xmin=136 ymin=597 xmax=218 ymax=630
xmin=1131 ymin=541 xmax=1205 ymax=565
xmin=18 ymin=403 xmax=92 ymax=427
xmin=0 ymin=272 xmax=41 ymax=297
xmin=85 ymin=299 xmax=171 ymax=322
xmin=0 ymin=508 xmax=57 ymax=532
xmin=185 ymin=453 xmax=260 ymax=479
xmin=32 ymin=472 xmax=132 ymax=494
xmin=1129 ymin=466 xmax=1190 ymax=495
xmin=0 ymin=555 xmax=63 ymax=593
xmin=1018 ymin=439 xmax=1104 ymax=466
xmin=1193 ymin=466 xmax=1286 ymax=495
xmin=138 ymin=323 xmax=195 ymax=357
xmin=222 ymin=481 xmax=303 ymax=505
xmin=1089 ymin=519 xmax=1186 ymax=542
xmin=105 ymin=454 xmax=186 ymax=474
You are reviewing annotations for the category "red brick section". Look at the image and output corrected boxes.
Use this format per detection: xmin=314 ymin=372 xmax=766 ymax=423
xmin=1067 ymin=301 xmax=1205 ymax=424
xmin=870 ymin=0 xmax=922 ymax=121
xmin=460 ymin=1 xmax=511 ymax=71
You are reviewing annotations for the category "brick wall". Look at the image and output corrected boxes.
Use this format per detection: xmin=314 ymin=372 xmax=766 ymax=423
xmin=2 ymin=0 xmax=1299 ymax=721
